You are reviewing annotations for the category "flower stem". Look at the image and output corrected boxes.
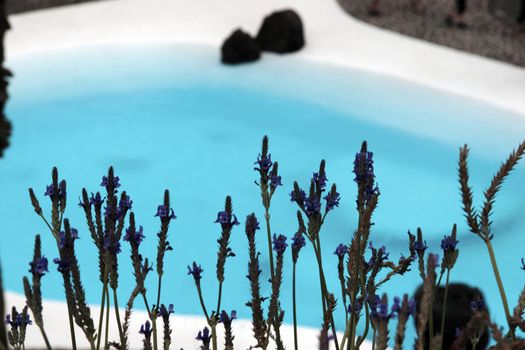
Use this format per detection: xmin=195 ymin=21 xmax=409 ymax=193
xmin=104 ymin=287 xmax=110 ymax=350
xmin=96 ymin=281 xmax=107 ymax=350
xmin=439 ymin=269 xmax=451 ymax=341
xmin=37 ymin=324 xmax=53 ymax=350
xmin=112 ymin=288 xmax=125 ymax=349
xmin=292 ymin=262 xmax=298 ymax=350
xmin=216 ymin=281 xmax=223 ymax=315
xmin=67 ymin=307 xmax=77 ymax=350
xmin=486 ymin=240 xmax=515 ymax=338
xmin=264 ymin=209 xmax=275 ymax=282
xmin=211 ymin=325 xmax=218 ymax=350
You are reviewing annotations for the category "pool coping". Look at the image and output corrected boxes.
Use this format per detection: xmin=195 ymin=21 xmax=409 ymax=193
xmin=6 ymin=0 xmax=525 ymax=116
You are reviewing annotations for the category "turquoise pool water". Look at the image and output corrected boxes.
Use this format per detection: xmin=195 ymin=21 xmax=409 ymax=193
xmin=1 ymin=44 xmax=524 ymax=338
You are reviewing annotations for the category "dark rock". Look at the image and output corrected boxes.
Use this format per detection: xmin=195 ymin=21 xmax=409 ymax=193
xmin=221 ymin=29 xmax=261 ymax=65
xmin=256 ymin=9 xmax=305 ymax=54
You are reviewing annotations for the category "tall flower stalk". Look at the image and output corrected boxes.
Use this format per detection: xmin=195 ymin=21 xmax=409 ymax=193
xmin=458 ymin=141 xmax=525 ymax=338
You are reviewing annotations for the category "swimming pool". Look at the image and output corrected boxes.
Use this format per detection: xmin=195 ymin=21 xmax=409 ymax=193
xmin=1 ymin=44 xmax=524 ymax=337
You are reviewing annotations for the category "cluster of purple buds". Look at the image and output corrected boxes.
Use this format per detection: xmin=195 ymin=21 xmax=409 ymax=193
xmin=219 ymin=310 xmax=237 ymax=325
xmin=158 ymin=304 xmax=174 ymax=318
xmin=470 ymin=300 xmax=485 ymax=312
xmin=124 ymin=225 xmax=145 ymax=246
xmin=270 ymin=174 xmax=282 ymax=190
xmin=103 ymin=233 xmax=122 ymax=255
xmin=272 ymin=234 xmax=288 ymax=254
xmin=196 ymin=327 xmax=211 ymax=345
xmin=291 ymin=232 xmax=306 ymax=252
xmin=313 ymin=172 xmax=327 ymax=189
xmin=29 ymin=256 xmax=49 ymax=276
xmin=215 ymin=211 xmax=240 ymax=227
xmin=155 ymin=204 xmax=177 ymax=221
xmin=118 ymin=194 xmax=133 ymax=213
xmin=245 ymin=213 xmax=260 ymax=232
xmin=58 ymin=228 xmax=79 ymax=249
xmin=353 ymin=149 xmax=379 ymax=201
xmin=324 ymin=189 xmax=341 ymax=212
xmin=254 ymin=153 xmax=273 ymax=173
xmin=370 ymin=296 xmax=396 ymax=322
xmin=44 ymin=181 xmax=67 ymax=201
xmin=334 ymin=243 xmax=348 ymax=258
xmin=413 ymin=239 xmax=428 ymax=254
xmin=5 ymin=311 xmax=32 ymax=330
xmin=90 ymin=192 xmax=104 ymax=207
xmin=53 ymin=258 xmax=69 ymax=273
xmin=187 ymin=262 xmax=204 ymax=281
xmin=101 ymin=175 xmax=120 ymax=190
xmin=391 ymin=296 xmax=417 ymax=318
xmin=441 ymin=235 xmax=459 ymax=252
xmin=139 ymin=321 xmax=152 ymax=336
xmin=347 ymin=301 xmax=363 ymax=317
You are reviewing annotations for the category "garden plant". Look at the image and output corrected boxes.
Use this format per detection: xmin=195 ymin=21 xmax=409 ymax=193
xmin=0 ymin=135 xmax=524 ymax=350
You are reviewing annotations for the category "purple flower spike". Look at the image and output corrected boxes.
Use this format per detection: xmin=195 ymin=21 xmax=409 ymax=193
xmin=413 ymin=240 xmax=428 ymax=253
xmin=101 ymin=175 xmax=120 ymax=189
xmin=139 ymin=321 xmax=152 ymax=336
xmin=158 ymin=304 xmax=174 ymax=318
xmin=408 ymin=298 xmax=416 ymax=318
xmin=254 ymin=154 xmax=273 ymax=173
xmin=313 ymin=172 xmax=327 ymax=189
xmin=334 ymin=244 xmax=348 ymax=258
xmin=58 ymin=228 xmax=79 ymax=249
xmin=290 ymin=188 xmax=307 ymax=204
xmin=219 ymin=310 xmax=237 ymax=324
xmin=90 ymin=192 xmax=105 ymax=207
xmin=245 ymin=214 xmax=260 ymax=232
xmin=215 ymin=211 xmax=240 ymax=227
xmin=304 ymin=196 xmax=321 ymax=217
xmin=155 ymin=205 xmax=177 ymax=221
xmin=187 ymin=262 xmax=204 ymax=281
xmin=270 ymin=175 xmax=282 ymax=189
xmin=124 ymin=225 xmax=145 ymax=246
xmin=272 ymin=234 xmax=288 ymax=254
xmin=441 ymin=235 xmax=459 ymax=252
xmin=29 ymin=257 xmax=49 ymax=276
xmin=53 ymin=258 xmax=69 ymax=273
xmin=291 ymin=232 xmax=306 ymax=252
xmin=324 ymin=190 xmax=341 ymax=212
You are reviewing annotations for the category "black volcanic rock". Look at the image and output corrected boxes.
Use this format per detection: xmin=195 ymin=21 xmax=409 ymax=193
xmin=256 ymin=9 xmax=304 ymax=53
xmin=221 ymin=29 xmax=261 ymax=64
xmin=0 ymin=0 xmax=10 ymax=159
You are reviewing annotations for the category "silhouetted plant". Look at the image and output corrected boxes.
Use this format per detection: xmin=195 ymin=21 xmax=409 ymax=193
xmin=0 ymin=136 xmax=523 ymax=350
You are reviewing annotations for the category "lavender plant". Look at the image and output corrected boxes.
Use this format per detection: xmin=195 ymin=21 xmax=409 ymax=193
xmin=0 ymin=136 xmax=523 ymax=350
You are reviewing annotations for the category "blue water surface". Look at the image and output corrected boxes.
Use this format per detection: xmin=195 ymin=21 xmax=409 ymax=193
xmin=1 ymin=44 xmax=524 ymax=344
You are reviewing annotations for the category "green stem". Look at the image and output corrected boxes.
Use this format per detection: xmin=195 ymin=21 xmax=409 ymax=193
xmin=152 ymin=319 xmax=158 ymax=350
xmin=211 ymin=325 xmax=218 ymax=350
xmin=96 ymin=282 xmax=107 ymax=350
xmin=439 ymin=269 xmax=451 ymax=340
xmin=216 ymin=281 xmax=223 ymax=315
xmin=112 ymin=288 xmax=125 ymax=349
xmin=292 ymin=262 xmax=298 ymax=350
xmin=67 ymin=305 xmax=77 ymax=350
xmin=313 ymin=238 xmax=339 ymax=350
xmin=196 ymin=283 xmax=210 ymax=323
xmin=486 ymin=240 xmax=515 ymax=338
xmin=264 ymin=209 xmax=275 ymax=282
xmin=38 ymin=324 xmax=53 ymax=350
xmin=104 ymin=287 xmax=110 ymax=350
